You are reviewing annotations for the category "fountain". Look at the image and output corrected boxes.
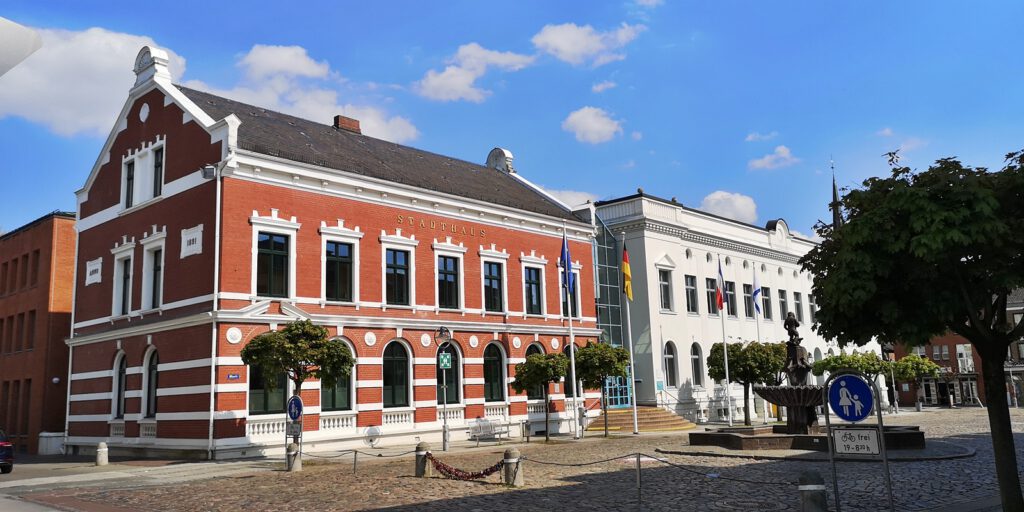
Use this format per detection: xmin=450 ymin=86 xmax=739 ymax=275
xmin=752 ymin=312 xmax=824 ymax=435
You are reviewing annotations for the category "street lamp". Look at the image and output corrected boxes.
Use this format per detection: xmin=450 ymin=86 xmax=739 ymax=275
xmin=434 ymin=326 xmax=452 ymax=451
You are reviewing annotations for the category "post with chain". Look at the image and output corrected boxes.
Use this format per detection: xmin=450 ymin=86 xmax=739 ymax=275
xmin=503 ymin=448 xmax=524 ymax=487
xmin=352 ymin=450 xmax=358 ymax=474
xmin=798 ymin=471 xmax=828 ymax=512
xmin=635 ymin=452 xmax=643 ymax=508
xmin=415 ymin=442 xmax=432 ymax=477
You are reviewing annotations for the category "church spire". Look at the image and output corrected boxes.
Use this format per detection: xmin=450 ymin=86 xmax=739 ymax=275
xmin=830 ymin=157 xmax=843 ymax=228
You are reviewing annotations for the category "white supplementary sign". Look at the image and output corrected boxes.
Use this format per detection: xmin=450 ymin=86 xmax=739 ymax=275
xmin=832 ymin=427 xmax=880 ymax=455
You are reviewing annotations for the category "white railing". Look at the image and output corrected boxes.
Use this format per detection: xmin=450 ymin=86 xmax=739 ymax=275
xmin=139 ymin=422 xmax=157 ymax=438
xmin=247 ymin=417 xmax=287 ymax=437
xmin=319 ymin=414 xmax=356 ymax=432
xmin=484 ymin=404 xmax=509 ymax=420
xmin=382 ymin=410 xmax=414 ymax=426
xmin=437 ymin=406 xmax=465 ymax=424
xmin=527 ymin=402 xmax=546 ymax=415
xmin=109 ymin=423 xmax=125 ymax=437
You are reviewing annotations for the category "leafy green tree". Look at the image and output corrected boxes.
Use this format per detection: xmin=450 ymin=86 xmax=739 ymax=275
xmin=811 ymin=352 xmax=891 ymax=381
xmin=511 ymin=352 xmax=568 ymax=442
xmin=708 ymin=342 xmax=787 ymax=425
xmin=241 ymin=320 xmax=355 ymax=395
xmin=892 ymin=355 xmax=941 ymax=403
xmin=575 ymin=342 xmax=631 ymax=436
xmin=801 ymin=151 xmax=1024 ymax=508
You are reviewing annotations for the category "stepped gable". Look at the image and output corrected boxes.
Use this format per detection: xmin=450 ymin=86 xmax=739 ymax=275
xmin=176 ymin=86 xmax=576 ymax=221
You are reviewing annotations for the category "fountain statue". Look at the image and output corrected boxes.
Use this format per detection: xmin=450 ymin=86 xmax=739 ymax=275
xmin=753 ymin=313 xmax=824 ymax=434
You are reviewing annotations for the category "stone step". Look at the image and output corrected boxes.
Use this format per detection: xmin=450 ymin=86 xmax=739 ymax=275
xmin=588 ymin=406 xmax=697 ymax=432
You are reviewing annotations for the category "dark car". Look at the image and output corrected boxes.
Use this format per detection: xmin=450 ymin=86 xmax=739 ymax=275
xmin=0 ymin=429 xmax=12 ymax=474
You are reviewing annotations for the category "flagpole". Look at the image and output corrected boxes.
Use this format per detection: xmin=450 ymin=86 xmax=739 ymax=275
xmin=621 ymin=232 xmax=639 ymax=434
xmin=753 ymin=267 xmax=766 ymax=424
xmin=563 ymin=222 xmax=581 ymax=440
xmin=719 ymin=254 xmax=733 ymax=427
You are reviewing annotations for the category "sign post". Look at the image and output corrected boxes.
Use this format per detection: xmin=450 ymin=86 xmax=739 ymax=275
xmin=439 ymin=351 xmax=452 ymax=451
xmin=823 ymin=371 xmax=895 ymax=512
xmin=287 ymin=395 xmax=303 ymax=440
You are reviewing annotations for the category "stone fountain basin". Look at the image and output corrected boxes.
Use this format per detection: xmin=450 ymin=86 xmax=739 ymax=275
xmin=753 ymin=385 xmax=824 ymax=407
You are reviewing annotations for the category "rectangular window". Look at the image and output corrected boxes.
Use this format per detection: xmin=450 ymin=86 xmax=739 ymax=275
xmin=932 ymin=345 xmax=940 ymax=360
xmin=725 ymin=281 xmax=737 ymax=316
xmin=19 ymin=254 xmax=27 ymax=289
xmin=325 ymin=241 xmax=353 ymax=302
xmin=24 ymin=311 xmax=34 ymax=350
xmin=705 ymin=278 xmax=719 ymax=315
xmin=762 ymin=287 xmax=773 ymax=320
xmin=561 ymin=271 xmax=579 ymax=318
xmin=7 ymin=258 xmax=16 ymax=294
xmin=743 ymin=284 xmax=755 ymax=318
xmin=125 ymin=161 xmax=135 ymax=208
xmin=484 ymin=262 xmax=504 ymax=312
xmin=150 ymin=249 xmax=162 ymax=308
xmin=256 ymin=232 xmax=289 ymax=298
xmin=913 ymin=346 xmax=926 ymax=357
xmin=248 ymin=369 xmax=287 ymax=415
xmin=152 ymin=147 xmax=164 ymax=197
xmin=684 ymin=275 xmax=698 ymax=313
xmin=0 ymin=318 xmax=5 ymax=353
xmin=942 ymin=345 xmax=950 ymax=360
xmin=809 ymin=294 xmax=817 ymax=323
xmin=0 ymin=262 xmax=7 ymax=295
xmin=321 ymin=378 xmax=351 ymax=411
xmin=385 ymin=249 xmax=410 ymax=305
xmin=29 ymin=250 xmax=39 ymax=287
xmin=524 ymin=267 xmax=543 ymax=315
xmin=437 ymin=255 xmax=459 ymax=309
xmin=119 ymin=258 xmax=132 ymax=315
xmin=14 ymin=314 xmax=24 ymax=352
xmin=779 ymin=290 xmax=789 ymax=318
xmin=658 ymin=270 xmax=673 ymax=311
xmin=794 ymin=292 xmax=804 ymax=322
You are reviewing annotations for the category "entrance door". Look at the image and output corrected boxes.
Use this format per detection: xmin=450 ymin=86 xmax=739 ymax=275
xmin=605 ymin=375 xmax=632 ymax=408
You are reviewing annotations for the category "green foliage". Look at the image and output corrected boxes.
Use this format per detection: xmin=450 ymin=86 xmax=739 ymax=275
xmin=574 ymin=342 xmax=631 ymax=389
xmin=892 ymin=355 xmax=941 ymax=383
xmin=811 ymin=352 xmax=890 ymax=380
xmin=240 ymin=320 xmax=355 ymax=393
xmin=707 ymin=341 xmax=787 ymax=386
xmin=511 ymin=353 xmax=569 ymax=393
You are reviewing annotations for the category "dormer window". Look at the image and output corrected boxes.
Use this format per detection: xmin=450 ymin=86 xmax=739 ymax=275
xmin=121 ymin=137 xmax=166 ymax=210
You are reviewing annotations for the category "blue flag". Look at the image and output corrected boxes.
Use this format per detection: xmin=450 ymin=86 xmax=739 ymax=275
xmin=560 ymin=233 xmax=575 ymax=294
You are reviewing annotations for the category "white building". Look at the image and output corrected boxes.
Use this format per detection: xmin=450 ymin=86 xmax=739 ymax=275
xmin=588 ymin=191 xmax=885 ymax=423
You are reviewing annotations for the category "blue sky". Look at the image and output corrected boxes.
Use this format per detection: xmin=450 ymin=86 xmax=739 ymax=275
xmin=2 ymin=1 xmax=1023 ymax=236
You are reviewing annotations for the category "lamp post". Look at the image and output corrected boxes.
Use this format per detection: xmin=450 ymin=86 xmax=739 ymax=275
xmin=435 ymin=326 xmax=452 ymax=451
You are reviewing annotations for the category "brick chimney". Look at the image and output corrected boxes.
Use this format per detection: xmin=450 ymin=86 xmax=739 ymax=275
xmin=333 ymin=115 xmax=361 ymax=134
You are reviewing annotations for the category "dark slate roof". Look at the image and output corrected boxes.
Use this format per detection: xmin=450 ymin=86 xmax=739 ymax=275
xmin=176 ymin=86 xmax=575 ymax=221
xmin=0 ymin=210 xmax=75 ymax=242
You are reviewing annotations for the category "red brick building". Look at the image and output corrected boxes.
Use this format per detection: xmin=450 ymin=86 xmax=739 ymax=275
xmin=0 ymin=211 xmax=75 ymax=454
xmin=894 ymin=333 xmax=985 ymax=407
xmin=66 ymin=47 xmax=600 ymax=458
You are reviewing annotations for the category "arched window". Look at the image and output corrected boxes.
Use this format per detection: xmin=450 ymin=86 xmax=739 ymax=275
xmin=563 ymin=344 xmax=581 ymax=398
xmin=383 ymin=342 xmax=410 ymax=408
xmin=664 ymin=342 xmax=677 ymax=387
xmin=144 ymin=349 xmax=159 ymax=418
xmin=322 ymin=338 xmax=354 ymax=411
xmin=525 ymin=344 xmax=545 ymax=400
xmin=249 ymin=365 xmax=287 ymax=415
xmin=690 ymin=343 xmax=703 ymax=387
xmin=436 ymin=342 xmax=461 ymax=404
xmin=483 ymin=344 xmax=505 ymax=402
xmin=113 ymin=354 xmax=127 ymax=419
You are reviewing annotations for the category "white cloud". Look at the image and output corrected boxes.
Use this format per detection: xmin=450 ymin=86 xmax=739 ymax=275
xmin=748 ymin=145 xmax=800 ymax=170
xmin=532 ymin=22 xmax=646 ymax=67
xmin=0 ymin=27 xmax=186 ymax=137
xmin=239 ymin=45 xmax=329 ymax=80
xmin=631 ymin=131 xmax=643 ymax=141
xmin=183 ymin=45 xmax=418 ymax=143
xmin=899 ymin=137 xmax=928 ymax=152
xmin=537 ymin=186 xmax=599 ymax=208
xmin=592 ymin=80 xmax=617 ymax=93
xmin=876 ymin=127 xmax=893 ymax=137
xmin=636 ymin=0 xmax=665 ymax=6
xmin=699 ymin=191 xmax=758 ymax=224
xmin=414 ymin=42 xmax=534 ymax=102
xmin=561 ymin=106 xmax=623 ymax=144
xmin=621 ymin=159 xmax=636 ymax=169
xmin=791 ymin=229 xmax=824 ymax=243
xmin=745 ymin=131 xmax=778 ymax=142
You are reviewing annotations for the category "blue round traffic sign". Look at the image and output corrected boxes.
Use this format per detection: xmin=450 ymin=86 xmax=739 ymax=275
xmin=828 ymin=375 xmax=873 ymax=422
xmin=287 ymin=395 xmax=304 ymax=421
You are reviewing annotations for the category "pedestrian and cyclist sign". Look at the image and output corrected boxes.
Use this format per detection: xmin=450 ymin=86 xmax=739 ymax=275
xmin=828 ymin=375 xmax=873 ymax=422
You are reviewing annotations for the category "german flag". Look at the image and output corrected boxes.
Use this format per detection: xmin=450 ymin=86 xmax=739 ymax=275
xmin=622 ymin=246 xmax=633 ymax=301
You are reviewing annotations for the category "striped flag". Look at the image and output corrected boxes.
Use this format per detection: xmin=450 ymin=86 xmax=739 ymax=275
xmin=752 ymin=268 xmax=763 ymax=315
xmin=716 ymin=257 xmax=725 ymax=311
xmin=622 ymin=246 xmax=633 ymax=301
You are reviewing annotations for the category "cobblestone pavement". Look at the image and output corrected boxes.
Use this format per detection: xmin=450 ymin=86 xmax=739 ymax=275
xmin=21 ymin=408 xmax=1024 ymax=511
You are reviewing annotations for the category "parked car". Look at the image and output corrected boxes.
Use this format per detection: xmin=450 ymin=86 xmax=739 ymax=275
xmin=0 ymin=429 xmax=12 ymax=473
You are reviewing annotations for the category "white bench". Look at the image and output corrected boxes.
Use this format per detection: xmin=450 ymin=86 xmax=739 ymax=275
xmin=468 ymin=418 xmax=510 ymax=446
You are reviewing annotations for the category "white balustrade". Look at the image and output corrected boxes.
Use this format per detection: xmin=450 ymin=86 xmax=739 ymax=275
xmin=484 ymin=404 xmax=508 ymax=420
xmin=436 ymin=406 xmax=464 ymax=424
xmin=320 ymin=414 xmax=356 ymax=432
xmin=382 ymin=410 xmax=414 ymax=426
xmin=247 ymin=417 xmax=287 ymax=438
xmin=527 ymin=403 xmax=546 ymax=415
xmin=109 ymin=423 xmax=125 ymax=437
xmin=140 ymin=422 xmax=157 ymax=438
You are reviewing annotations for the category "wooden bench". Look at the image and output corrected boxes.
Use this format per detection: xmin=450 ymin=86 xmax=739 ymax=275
xmin=468 ymin=418 xmax=510 ymax=446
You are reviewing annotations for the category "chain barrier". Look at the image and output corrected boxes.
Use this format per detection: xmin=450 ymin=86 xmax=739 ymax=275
xmin=639 ymin=452 xmax=795 ymax=486
xmin=300 ymin=448 xmax=417 ymax=459
xmin=425 ymin=452 xmax=504 ymax=481
xmin=521 ymin=453 xmax=637 ymax=467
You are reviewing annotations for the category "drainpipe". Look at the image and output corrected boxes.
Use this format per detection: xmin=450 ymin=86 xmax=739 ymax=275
xmin=65 ymin=213 xmax=82 ymax=454
xmin=206 ymin=162 xmax=224 ymax=460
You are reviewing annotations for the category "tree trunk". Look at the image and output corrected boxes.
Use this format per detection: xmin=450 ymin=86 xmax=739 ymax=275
xmin=544 ymin=387 xmax=551 ymax=443
xmin=980 ymin=349 xmax=1024 ymax=510
xmin=743 ymin=383 xmax=752 ymax=426
xmin=602 ymin=383 xmax=609 ymax=437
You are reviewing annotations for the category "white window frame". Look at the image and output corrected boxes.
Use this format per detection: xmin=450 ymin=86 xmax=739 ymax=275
xmin=558 ymin=265 xmax=582 ymax=319
xmin=120 ymin=137 xmax=166 ymax=212
xmin=520 ymin=260 xmax=547 ymax=318
xmin=435 ymin=340 xmax=465 ymax=406
xmin=432 ymin=237 xmax=467 ymax=312
xmin=321 ymin=337 xmax=358 ymax=413
xmin=111 ymin=350 xmax=127 ymax=421
xmin=245 ymin=362 xmax=294 ymax=418
xmin=382 ymin=339 xmax=415 ymax=409
xmin=111 ymin=242 xmax=136 ymax=317
xmin=140 ymin=228 xmax=167 ymax=312
xmin=320 ymin=221 xmax=364 ymax=305
xmin=657 ymin=268 xmax=674 ymax=312
xmin=482 ymin=342 xmax=509 ymax=404
xmin=479 ymin=246 xmax=510 ymax=315
xmin=141 ymin=345 xmax=159 ymax=419
xmin=250 ymin=210 xmax=301 ymax=300
xmin=380 ymin=230 xmax=419 ymax=309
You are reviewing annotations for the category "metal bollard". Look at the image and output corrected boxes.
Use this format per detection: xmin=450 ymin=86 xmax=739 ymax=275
xmin=95 ymin=442 xmax=108 ymax=466
xmin=286 ymin=442 xmax=301 ymax=472
xmin=415 ymin=441 xmax=432 ymax=478
xmin=503 ymin=448 xmax=524 ymax=487
xmin=798 ymin=471 xmax=828 ymax=512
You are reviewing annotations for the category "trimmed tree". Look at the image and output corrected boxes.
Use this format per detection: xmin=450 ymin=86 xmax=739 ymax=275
xmin=811 ymin=352 xmax=891 ymax=382
xmin=574 ymin=342 xmax=631 ymax=437
xmin=511 ymin=352 xmax=568 ymax=442
xmin=800 ymin=151 xmax=1024 ymax=509
xmin=708 ymin=341 xmax=787 ymax=425
xmin=892 ymin=355 xmax=941 ymax=405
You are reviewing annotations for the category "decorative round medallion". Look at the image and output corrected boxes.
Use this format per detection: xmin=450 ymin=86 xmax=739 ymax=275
xmin=226 ymin=327 xmax=242 ymax=344
xmin=469 ymin=335 xmax=479 ymax=348
xmin=420 ymin=333 xmax=432 ymax=347
xmin=550 ymin=338 xmax=560 ymax=350
xmin=364 ymin=331 xmax=377 ymax=346
xmin=512 ymin=336 xmax=522 ymax=349
xmin=139 ymin=103 xmax=150 ymax=122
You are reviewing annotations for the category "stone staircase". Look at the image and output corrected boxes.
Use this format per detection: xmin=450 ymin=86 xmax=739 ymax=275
xmin=586 ymin=405 xmax=697 ymax=433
